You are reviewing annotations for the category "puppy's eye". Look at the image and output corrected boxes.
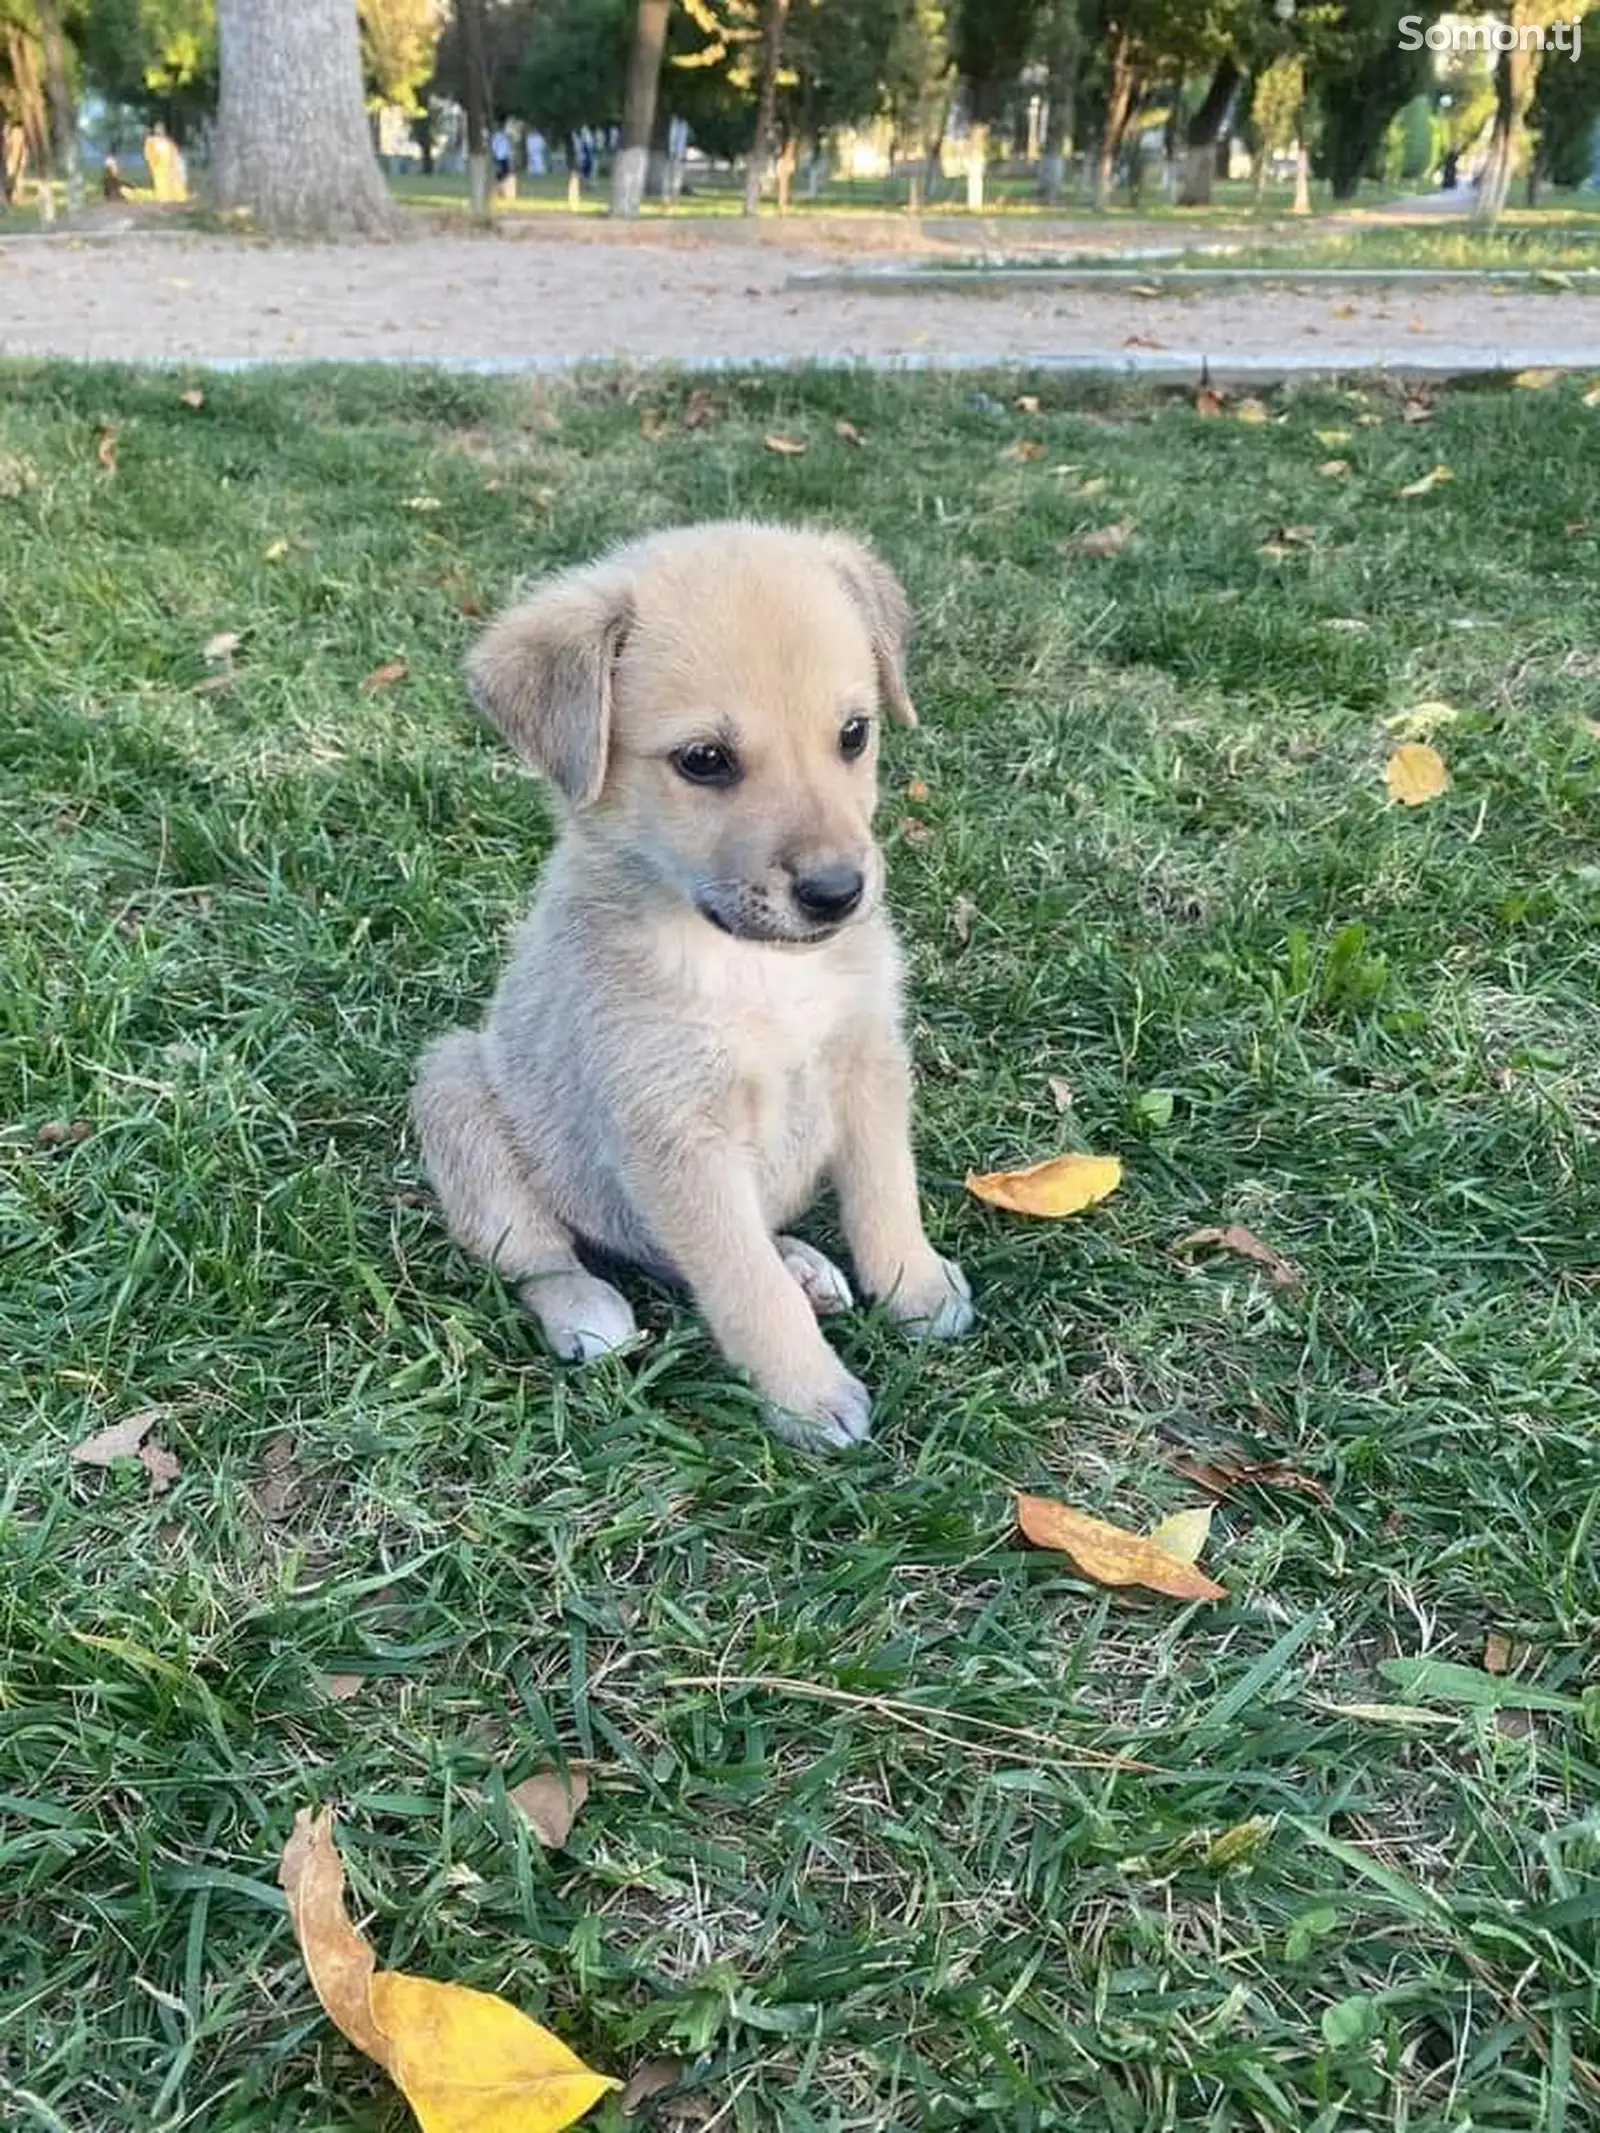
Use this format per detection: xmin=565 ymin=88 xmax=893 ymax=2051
xmin=839 ymin=716 xmax=871 ymax=761
xmin=672 ymin=741 xmax=739 ymax=787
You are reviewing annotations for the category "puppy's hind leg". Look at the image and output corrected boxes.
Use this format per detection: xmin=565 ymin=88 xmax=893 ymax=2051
xmin=411 ymin=1030 xmax=637 ymax=1363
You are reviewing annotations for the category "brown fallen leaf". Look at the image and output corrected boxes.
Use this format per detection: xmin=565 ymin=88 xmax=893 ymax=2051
xmin=509 ymin=1767 xmax=590 ymax=1850
xmin=950 ymin=893 xmax=977 ymax=946
xmin=999 ymin=438 xmax=1046 ymax=462
xmin=1385 ymin=741 xmax=1450 ymax=805
xmin=319 ymin=1673 xmax=366 ymax=1701
xmin=763 ymin=432 xmax=806 ymax=456
xmin=905 ymin=775 xmax=930 ymax=802
xmin=1175 ymin=1223 xmax=1301 ymax=1287
xmin=1130 ymin=281 xmax=1162 ymax=299
xmin=1048 ymin=1076 xmax=1074 ymax=1113
xmin=833 ymin=418 xmax=866 ymax=446
xmin=1194 ymin=386 xmax=1225 ymax=417
xmin=96 ymin=423 xmax=118 ymax=472
xmin=71 ymin=1408 xmax=180 ymax=1494
xmin=1171 ymin=1453 xmax=1332 ymax=1508
xmin=1330 ymin=301 xmax=1357 ymax=320
xmin=897 ymin=815 xmax=930 ymax=845
xmin=36 ymin=1118 xmax=92 ymax=1146
xmin=361 ymin=660 xmax=408 ymax=694
xmin=279 ymin=1807 xmax=617 ymax=2130
xmin=1317 ymin=459 xmax=1351 ymax=479
xmin=202 ymin=630 xmax=239 ymax=663
xmin=1017 ymin=1493 xmax=1226 ymax=1601
xmin=254 ymin=1432 xmax=300 ymax=1521
xmin=683 ymin=390 xmax=718 ymax=429
xmin=1483 ymin=1631 xmax=1513 ymax=1675
xmin=1014 ymin=393 xmax=1041 ymax=414
xmin=1398 ymin=464 xmax=1451 ymax=499
xmin=1062 ymin=518 xmax=1134 ymax=559
xmin=140 ymin=1441 xmax=181 ymax=1494
xmin=178 ymin=387 xmax=206 ymax=409
xmin=966 ymin=1150 xmax=1122 ymax=1218
xmin=639 ymin=408 xmax=671 ymax=441
xmin=621 ymin=2060 xmax=686 ymax=2115
xmin=1122 ymin=332 xmax=1164 ymax=350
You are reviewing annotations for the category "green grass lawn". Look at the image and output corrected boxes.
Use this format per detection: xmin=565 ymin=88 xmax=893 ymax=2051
xmin=2 ymin=361 xmax=1598 ymax=2132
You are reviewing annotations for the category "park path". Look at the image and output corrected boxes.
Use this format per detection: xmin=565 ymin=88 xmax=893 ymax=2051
xmin=2 ymin=211 xmax=1596 ymax=372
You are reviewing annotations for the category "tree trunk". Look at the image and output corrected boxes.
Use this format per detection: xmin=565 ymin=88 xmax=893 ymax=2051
xmin=612 ymin=0 xmax=669 ymax=218
xmin=1292 ymin=142 xmax=1310 ymax=215
xmin=1178 ymin=56 xmax=1238 ymax=207
xmin=35 ymin=0 xmax=82 ymax=220
xmin=965 ymin=119 xmax=988 ymax=208
xmin=743 ymin=0 xmax=790 ymax=215
xmin=455 ymin=0 xmax=492 ymax=223
xmin=1475 ymin=37 xmax=1535 ymax=224
xmin=1037 ymin=0 xmax=1076 ymax=202
xmin=1094 ymin=35 xmax=1136 ymax=210
xmin=7 ymin=27 xmax=53 ymax=220
xmin=214 ymin=0 xmax=395 ymax=237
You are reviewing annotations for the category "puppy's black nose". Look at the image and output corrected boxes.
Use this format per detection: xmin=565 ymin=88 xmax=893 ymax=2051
xmin=791 ymin=864 xmax=864 ymax=923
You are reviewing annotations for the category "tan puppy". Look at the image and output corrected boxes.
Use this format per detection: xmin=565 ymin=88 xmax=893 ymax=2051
xmin=412 ymin=520 xmax=973 ymax=1449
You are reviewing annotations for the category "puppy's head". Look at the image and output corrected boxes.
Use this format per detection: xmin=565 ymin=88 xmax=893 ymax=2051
xmin=467 ymin=521 xmax=916 ymax=946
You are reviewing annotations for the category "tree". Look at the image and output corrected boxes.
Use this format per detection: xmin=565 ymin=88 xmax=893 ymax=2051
xmin=33 ymin=0 xmax=80 ymax=215
xmin=1178 ymin=54 xmax=1238 ymax=204
xmin=1248 ymin=51 xmax=1301 ymax=202
xmin=503 ymin=0 xmax=629 ymax=147
xmin=212 ymin=0 xmax=396 ymax=234
xmin=743 ymin=0 xmax=789 ymax=211
xmin=81 ymin=0 xmax=217 ymax=142
xmin=1531 ymin=22 xmax=1600 ymax=187
xmin=951 ymin=0 xmax=1039 ymax=208
xmin=455 ymin=0 xmax=490 ymax=219
xmin=360 ymin=0 xmax=441 ymax=113
xmin=1308 ymin=0 xmax=1433 ymax=201
xmin=614 ymin=0 xmax=669 ymax=215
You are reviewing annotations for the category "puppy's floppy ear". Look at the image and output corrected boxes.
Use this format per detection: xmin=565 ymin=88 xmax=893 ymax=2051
xmin=820 ymin=532 xmax=917 ymax=728
xmin=466 ymin=565 xmax=632 ymax=808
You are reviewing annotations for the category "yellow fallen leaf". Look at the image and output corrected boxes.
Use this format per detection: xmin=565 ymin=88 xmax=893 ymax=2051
xmin=1000 ymin=438 xmax=1046 ymax=462
xmin=966 ymin=1151 xmax=1122 ymax=1217
xmin=1382 ymin=699 xmax=1458 ymax=740
xmin=1014 ymin=393 xmax=1041 ymax=414
xmin=202 ymin=630 xmax=240 ymax=663
xmin=834 ymin=418 xmax=866 ymax=446
xmin=1385 ymin=742 xmax=1450 ymax=806
xmin=1512 ymin=367 xmax=1562 ymax=391
xmin=263 ymin=537 xmax=289 ymax=561
xmin=1314 ymin=428 xmax=1352 ymax=448
xmin=1017 ymin=1493 xmax=1226 ymax=1601
xmin=1146 ymin=1504 xmax=1214 ymax=1566
xmin=1398 ymin=464 xmax=1452 ymax=498
xmin=763 ymin=432 xmax=807 ymax=456
xmin=279 ymin=1808 xmax=616 ymax=2133
xmin=1583 ymin=383 xmax=1600 ymax=408
xmin=1235 ymin=397 xmax=1271 ymax=425
xmin=178 ymin=386 xmax=206 ymax=409
xmin=1330 ymin=301 xmax=1357 ymax=320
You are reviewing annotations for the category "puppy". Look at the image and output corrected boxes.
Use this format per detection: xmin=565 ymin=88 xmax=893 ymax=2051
xmin=412 ymin=520 xmax=973 ymax=1450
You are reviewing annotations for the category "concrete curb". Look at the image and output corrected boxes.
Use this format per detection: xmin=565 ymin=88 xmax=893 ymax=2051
xmin=789 ymin=263 xmax=1600 ymax=291
xmin=42 ymin=349 xmax=1600 ymax=384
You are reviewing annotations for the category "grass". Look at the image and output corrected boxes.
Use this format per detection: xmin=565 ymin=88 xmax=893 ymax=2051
xmin=2 ymin=359 xmax=1598 ymax=2133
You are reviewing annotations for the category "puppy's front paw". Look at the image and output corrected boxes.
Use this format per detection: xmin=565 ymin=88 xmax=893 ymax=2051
xmin=883 ymin=1254 xmax=975 ymax=1341
xmin=521 ymin=1271 xmax=638 ymax=1363
xmin=760 ymin=1359 xmax=873 ymax=1453
xmin=776 ymin=1235 xmax=854 ymax=1317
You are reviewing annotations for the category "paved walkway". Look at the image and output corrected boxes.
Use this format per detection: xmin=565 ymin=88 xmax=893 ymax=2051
xmin=2 ymin=215 xmax=1597 ymax=373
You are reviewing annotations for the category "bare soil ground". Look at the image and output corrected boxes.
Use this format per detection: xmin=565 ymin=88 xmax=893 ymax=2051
xmin=2 ymin=208 xmax=1598 ymax=368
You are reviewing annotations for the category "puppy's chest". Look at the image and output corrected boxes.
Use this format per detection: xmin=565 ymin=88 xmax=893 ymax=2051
xmin=703 ymin=957 xmax=862 ymax=1181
